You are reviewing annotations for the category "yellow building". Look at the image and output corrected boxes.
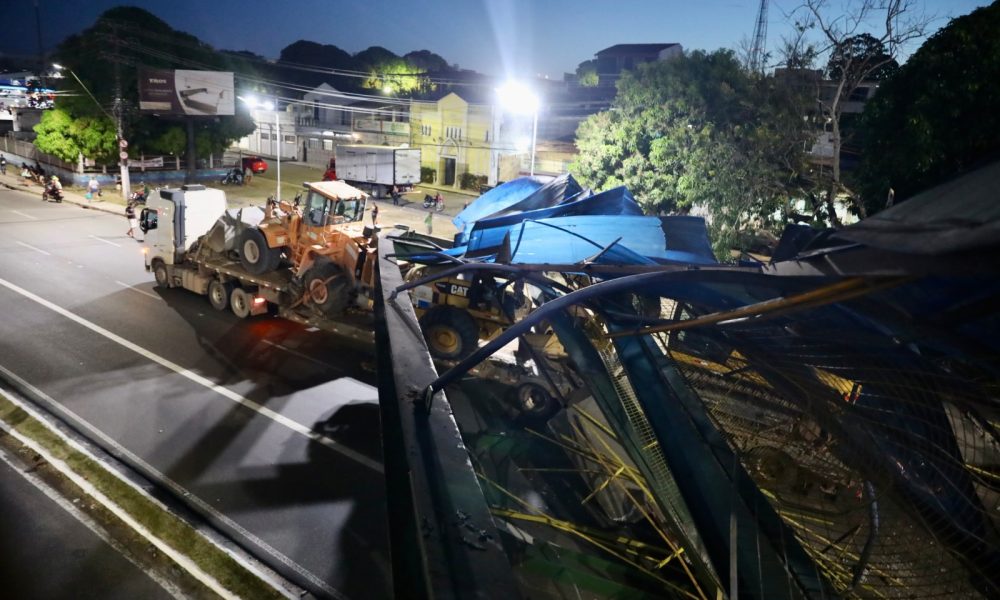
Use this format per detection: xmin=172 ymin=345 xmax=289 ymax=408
xmin=410 ymin=92 xmax=495 ymax=188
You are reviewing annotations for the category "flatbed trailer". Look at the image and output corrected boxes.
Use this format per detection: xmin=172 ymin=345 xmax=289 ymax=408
xmin=142 ymin=184 xmax=375 ymax=345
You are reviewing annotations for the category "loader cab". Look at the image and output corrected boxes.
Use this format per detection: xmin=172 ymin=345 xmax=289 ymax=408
xmin=302 ymin=182 xmax=367 ymax=227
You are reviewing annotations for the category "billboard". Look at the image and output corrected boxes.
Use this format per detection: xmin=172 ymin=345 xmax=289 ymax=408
xmin=138 ymin=68 xmax=235 ymax=116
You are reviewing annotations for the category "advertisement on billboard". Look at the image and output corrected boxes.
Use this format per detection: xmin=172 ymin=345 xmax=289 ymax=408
xmin=138 ymin=68 xmax=235 ymax=116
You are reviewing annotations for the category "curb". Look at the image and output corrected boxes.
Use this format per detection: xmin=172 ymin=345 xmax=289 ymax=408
xmin=0 ymin=175 xmax=125 ymax=217
xmin=0 ymin=380 xmax=300 ymax=600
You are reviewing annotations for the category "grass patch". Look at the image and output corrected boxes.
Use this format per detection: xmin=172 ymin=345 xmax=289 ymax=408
xmin=0 ymin=393 xmax=286 ymax=599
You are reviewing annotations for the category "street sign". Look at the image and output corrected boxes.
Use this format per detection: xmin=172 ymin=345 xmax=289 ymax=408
xmin=119 ymin=151 xmax=129 ymax=160
xmin=118 ymin=139 xmax=128 ymax=149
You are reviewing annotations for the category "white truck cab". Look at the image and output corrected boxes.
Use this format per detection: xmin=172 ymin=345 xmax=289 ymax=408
xmin=142 ymin=184 xmax=227 ymax=271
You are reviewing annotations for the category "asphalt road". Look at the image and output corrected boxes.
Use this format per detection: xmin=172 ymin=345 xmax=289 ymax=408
xmin=0 ymin=447 xmax=175 ymax=600
xmin=0 ymin=186 xmax=391 ymax=599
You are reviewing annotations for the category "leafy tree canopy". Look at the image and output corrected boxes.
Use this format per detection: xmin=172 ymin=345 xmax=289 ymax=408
xmin=825 ymin=33 xmax=898 ymax=82
xmin=571 ymin=50 xmax=813 ymax=258
xmin=856 ymin=1 xmax=1000 ymax=209
xmin=403 ymin=50 xmax=451 ymax=73
xmin=50 ymin=7 xmax=255 ymax=161
xmin=575 ymin=59 xmax=599 ymax=87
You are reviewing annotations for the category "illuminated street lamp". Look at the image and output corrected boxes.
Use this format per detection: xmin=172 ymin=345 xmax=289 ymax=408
xmin=240 ymin=95 xmax=280 ymax=200
xmin=496 ymin=81 xmax=540 ymax=176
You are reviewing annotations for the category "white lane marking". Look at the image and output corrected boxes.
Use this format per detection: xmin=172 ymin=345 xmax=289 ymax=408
xmin=0 ymin=444 xmax=188 ymax=600
xmin=260 ymin=339 xmax=336 ymax=370
xmin=11 ymin=209 xmax=37 ymax=220
xmin=0 ymin=397 xmax=238 ymax=600
xmin=90 ymin=235 xmax=121 ymax=247
xmin=0 ymin=374 xmax=309 ymax=600
xmin=16 ymin=240 xmax=51 ymax=256
xmin=115 ymin=280 xmax=162 ymax=301
xmin=0 ymin=275 xmax=383 ymax=475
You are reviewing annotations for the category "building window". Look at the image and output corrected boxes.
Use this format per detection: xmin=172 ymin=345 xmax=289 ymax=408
xmin=261 ymin=133 xmax=271 ymax=140
xmin=284 ymin=135 xmax=296 ymax=143
xmin=484 ymin=130 xmax=490 ymax=142
xmin=446 ymin=126 xmax=462 ymax=140
xmin=421 ymin=124 xmax=432 ymax=136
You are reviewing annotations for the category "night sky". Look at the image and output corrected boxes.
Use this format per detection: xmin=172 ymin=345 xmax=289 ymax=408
xmin=1 ymin=0 xmax=990 ymax=79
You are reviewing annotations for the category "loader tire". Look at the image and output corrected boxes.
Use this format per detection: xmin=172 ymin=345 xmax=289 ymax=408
xmin=419 ymin=306 xmax=479 ymax=361
xmin=238 ymin=228 xmax=280 ymax=275
xmin=304 ymin=262 xmax=349 ymax=316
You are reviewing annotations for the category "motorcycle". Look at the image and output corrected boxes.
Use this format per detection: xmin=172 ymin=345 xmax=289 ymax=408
xmin=129 ymin=190 xmax=147 ymax=205
xmin=220 ymin=168 xmax=244 ymax=185
xmin=422 ymin=194 xmax=445 ymax=212
xmin=42 ymin=182 xmax=64 ymax=203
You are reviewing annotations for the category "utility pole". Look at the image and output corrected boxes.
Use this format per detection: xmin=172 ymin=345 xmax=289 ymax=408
xmin=33 ymin=0 xmax=44 ymax=78
xmin=102 ymin=24 xmax=132 ymax=200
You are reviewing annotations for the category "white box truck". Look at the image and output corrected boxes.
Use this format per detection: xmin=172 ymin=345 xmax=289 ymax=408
xmin=328 ymin=145 xmax=420 ymax=198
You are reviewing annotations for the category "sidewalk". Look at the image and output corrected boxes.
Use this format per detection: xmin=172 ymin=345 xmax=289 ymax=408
xmin=0 ymin=171 xmax=127 ymax=217
xmin=0 ymin=170 xmax=460 ymax=239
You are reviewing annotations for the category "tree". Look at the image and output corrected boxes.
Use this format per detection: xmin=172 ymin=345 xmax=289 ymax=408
xmin=857 ymin=2 xmax=1000 ymax=210
xmin=826 ymin=33 xmax=898 ymax=81
xmin=575 ymin=59 xmax=599 ymax=87
xmin=403 ymin=50 xmax=451 ymax=73
xmin=34 ymin=109 xmax=118 ymax=164
xmin=571 ymin=50 xmax=813 ymax=258
xmin=795 ymin=0 xmax=932 ymax=221
xmin=48 ymin=7 xmax=255 ymax=162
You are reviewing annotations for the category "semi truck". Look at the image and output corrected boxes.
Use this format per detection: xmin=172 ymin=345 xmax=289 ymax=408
xmin=140 ymin=183 xmax=375 ymax=344
xmin=323 ymin=144 xmax=420 ymax=198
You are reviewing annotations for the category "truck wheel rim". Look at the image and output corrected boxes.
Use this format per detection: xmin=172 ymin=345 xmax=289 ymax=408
xmin=211 ymin=285 xmax=224 ymax=304
xmin=243 ymin=240 xmax=260 ymax=264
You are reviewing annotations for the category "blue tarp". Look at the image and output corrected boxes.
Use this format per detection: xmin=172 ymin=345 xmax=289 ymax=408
xmin=483 ymin=216 xmax=718 ymax=266
xmin=464 ymin=186 xmax=642 ymax=257
xmin=452 ymin=176 xmax=550 ymax=242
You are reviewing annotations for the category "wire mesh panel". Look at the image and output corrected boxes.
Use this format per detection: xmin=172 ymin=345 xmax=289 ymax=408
xmin=635 ymin=282 xmax=1000 ymax=599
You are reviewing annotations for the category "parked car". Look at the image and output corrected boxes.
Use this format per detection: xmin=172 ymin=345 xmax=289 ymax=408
xmin=241 ymin=156 xmax=268 ymax=174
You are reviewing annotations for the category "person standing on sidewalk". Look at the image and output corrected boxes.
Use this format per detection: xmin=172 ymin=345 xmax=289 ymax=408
xmin=371 ymin=202 xmax=379 ymax=226
xmin=0 ymin=156 xmax=7 ymax=175
xmin=391 ymin=184 xmax=400 ymax=206
xmin=424 ymin=210 xmax=433 ymax=235
xmin=87 ymin=176 xmax=101 ymax=201
xmin=125 ymin=202 xmax=138 ymax=239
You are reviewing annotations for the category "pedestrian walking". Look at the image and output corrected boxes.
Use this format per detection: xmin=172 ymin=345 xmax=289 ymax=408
xmin=243 ymin=165 xmax=253 ymax=185
xmin=125 ymin=202 xmax=138 ymax=238
xmin=424 ymin=210 xmax=433 ymax=235
xmin=86 ymin=176 xmax=101 ymax=201
xmin=371 ymin=202 xmax=379 ymax=226
xmin=0 ymin=155 xmax=7 ymax=175
xmin=391 ymin=184 xmax=400 ymax=206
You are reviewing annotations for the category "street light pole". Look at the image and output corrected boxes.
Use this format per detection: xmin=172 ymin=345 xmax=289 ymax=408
xmin=529 ymin=110 xmax=537 ymax=177
xmin=275 ymin=104 xmax=280 ymax=201
xmin=496 ymin=81 xmax=540 ymax=179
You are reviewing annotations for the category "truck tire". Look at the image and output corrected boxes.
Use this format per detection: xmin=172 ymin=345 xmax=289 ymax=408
xmin=238 ymin=228 xmax=280 ymax=275
xmin=230 ymin=287 xmax=251 ymax=319
xmin=152 ymin=260 xmax=170 ymax=288
xmin=304 ymin=261 xmax=349 ymax=316
xmin=208 ymin=279 xmax=233 ymax=311
xmin=419 ymin=306 xmax=479 ymax=360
